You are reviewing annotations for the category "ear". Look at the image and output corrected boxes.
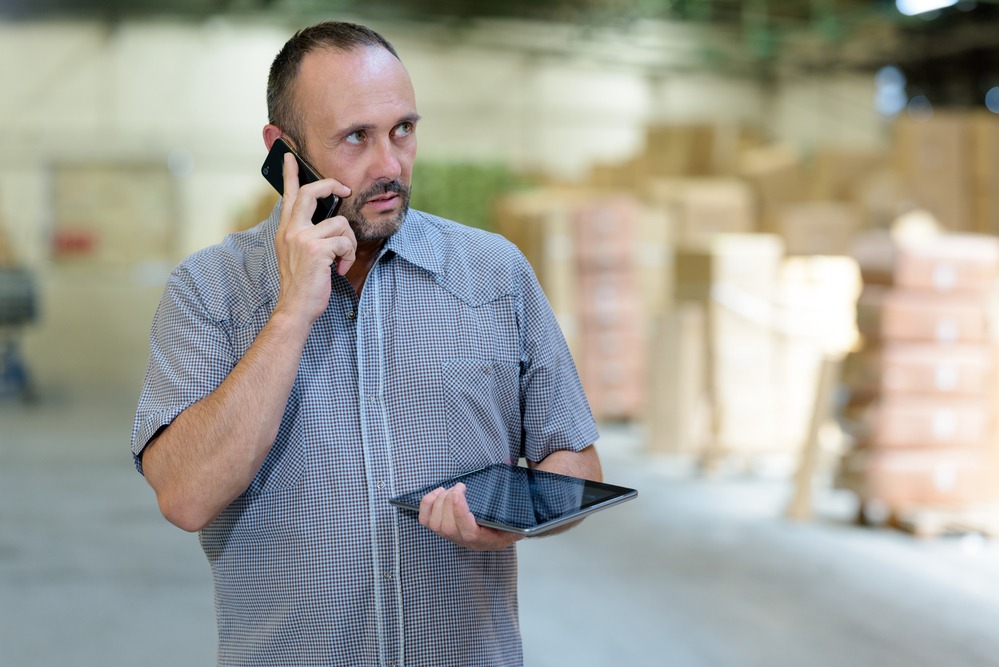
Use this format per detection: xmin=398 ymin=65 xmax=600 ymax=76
xmin=262 ymin=124 xmax=283 ymax=151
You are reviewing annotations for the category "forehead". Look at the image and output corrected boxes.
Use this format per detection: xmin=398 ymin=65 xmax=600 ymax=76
xmin=294 ymin=46 xmax=416 ymax=132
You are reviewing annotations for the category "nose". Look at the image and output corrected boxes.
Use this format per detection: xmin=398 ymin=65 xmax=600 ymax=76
xmin=369 ymin=136 xmax=403 ymax=183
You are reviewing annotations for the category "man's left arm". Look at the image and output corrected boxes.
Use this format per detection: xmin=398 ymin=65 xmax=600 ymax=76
xmin=523 ymin=444 xmax=602 ymax=536
xmin=528 ymin=444 xmax=602 ymax=482
xmin=420 ymin=242 xmax=602 ymax=550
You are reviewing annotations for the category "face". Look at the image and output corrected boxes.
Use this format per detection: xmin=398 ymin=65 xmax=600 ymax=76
xmin=292 ymin=46 xmax=419 ymax=241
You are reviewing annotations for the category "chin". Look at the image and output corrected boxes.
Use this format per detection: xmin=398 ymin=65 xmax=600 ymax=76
xmin=353 ymin=209 xmax=406 ymax=242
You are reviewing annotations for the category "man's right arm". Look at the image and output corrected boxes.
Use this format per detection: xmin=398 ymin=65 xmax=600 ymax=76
xmin=141 ymin=152 xmax=354 ymax=532
xmin=141 ymin=306 xmax=313 ymax=532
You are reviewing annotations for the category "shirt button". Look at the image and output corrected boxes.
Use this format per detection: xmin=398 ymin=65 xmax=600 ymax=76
xmin=375 ymin=480 xmax=386 ymax=490
xmin=383 ymin=571 xmax=393 ymax=580
xmin=483 ymin=365 xmax=492 ymax=375
xmin=347 ymin=310 xmax=356 ymax=319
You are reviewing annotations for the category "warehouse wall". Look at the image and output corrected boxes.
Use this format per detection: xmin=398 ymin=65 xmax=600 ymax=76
xmin=0 ymin=17 xmax=885 ymax=392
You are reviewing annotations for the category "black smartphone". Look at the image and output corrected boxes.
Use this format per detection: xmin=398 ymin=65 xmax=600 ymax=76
xmin=261 ymin=137 xmax=341 ymax=224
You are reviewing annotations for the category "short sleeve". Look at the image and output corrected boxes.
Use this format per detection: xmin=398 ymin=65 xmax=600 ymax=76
xmin=516 ymin=256 xmax=599 ymax=462
xmin=130 ymin=265 xmax=238 ymax=474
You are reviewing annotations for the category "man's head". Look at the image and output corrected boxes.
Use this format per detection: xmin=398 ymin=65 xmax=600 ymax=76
xmin=264 ymin=22 xmax=418 ymax=241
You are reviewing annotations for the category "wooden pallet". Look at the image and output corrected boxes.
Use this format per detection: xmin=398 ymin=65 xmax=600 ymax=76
xmin=891 ymin=502 xmax=999 ymax=539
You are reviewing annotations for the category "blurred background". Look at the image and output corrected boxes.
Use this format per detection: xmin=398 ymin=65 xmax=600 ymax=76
xmin=4 ymin=1 xmax=999 ymax=665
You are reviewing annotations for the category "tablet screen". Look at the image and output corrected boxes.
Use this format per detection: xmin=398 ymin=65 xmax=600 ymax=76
xmin=389 ymin=463 xmax=637 ymax=536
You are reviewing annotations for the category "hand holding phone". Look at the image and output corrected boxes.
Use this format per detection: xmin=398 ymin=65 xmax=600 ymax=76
xmin=261 ymin=137 xmax=342 ymax=224
xmin=265 ymin=136 xmax=357 ymax=322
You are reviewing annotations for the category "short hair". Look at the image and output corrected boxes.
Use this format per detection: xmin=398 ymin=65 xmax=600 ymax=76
xmin=267 ymin=22 xmax=400 ymax=150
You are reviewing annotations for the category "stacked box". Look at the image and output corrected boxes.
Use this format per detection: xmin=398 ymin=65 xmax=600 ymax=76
xmin=809 ymin=147 xmax=888 ymax=202
xmin=649 ymin=235 xmax=860 ymax=459
xmin=839 ymin=230 xmax=999 ymax=510
xmin=970 ymin=112 xmax=999 ymax=236
xmin=643 ymin=178 xmax=756 ymax=247
xmin=495 ymin=189 xmax=581 ymax=349
xmin=776 ymin=202 xmax=861 ymax=257
xmin=673 ymin=234 xmax=786 ymax=453
xmin=737 ymin=144 xmax=805 ymax=234
xmin=645 ymin=303 xmax=710 ymax=455
xmin=642 ymin=123 xmax=717 ymax=177
xmin=893 ymin=113 xmax=974 ymax=232
xmin=572 ymin=199 xmax=647 ymax=420
xmin=496 ymin=189 xmax=671 ymax=421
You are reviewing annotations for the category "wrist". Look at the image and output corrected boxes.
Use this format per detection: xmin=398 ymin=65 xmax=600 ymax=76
xmin=267 ymin=301 xmax=317 ymax=342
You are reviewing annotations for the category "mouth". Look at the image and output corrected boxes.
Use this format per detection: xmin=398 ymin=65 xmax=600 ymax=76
xmin=363 ymin=192 xmax=400 ymax=211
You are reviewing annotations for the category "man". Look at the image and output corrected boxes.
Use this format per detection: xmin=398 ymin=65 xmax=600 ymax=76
xmin=132 ymin=21 xmax=601 ymax=667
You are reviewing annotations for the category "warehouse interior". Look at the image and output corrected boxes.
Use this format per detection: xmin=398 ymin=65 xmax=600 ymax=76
xmin=4 ymin=1 xmax=999 ymax=665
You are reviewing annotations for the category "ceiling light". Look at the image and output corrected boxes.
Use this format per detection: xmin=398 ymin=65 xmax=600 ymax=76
xmin=896 ymin=0 xmax=959 ymax=16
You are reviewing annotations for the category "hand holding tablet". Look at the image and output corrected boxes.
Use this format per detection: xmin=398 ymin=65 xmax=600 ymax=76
xmin=390 ymin=464 xmax=638 ymax=538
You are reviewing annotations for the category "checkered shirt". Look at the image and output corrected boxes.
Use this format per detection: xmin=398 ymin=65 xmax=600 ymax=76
xmin=131 ymin=204 xmax=599 ymax=667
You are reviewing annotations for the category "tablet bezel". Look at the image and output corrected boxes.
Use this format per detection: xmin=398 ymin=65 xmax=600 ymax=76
xmin=389 ymin=463 xmax=638 ymax=537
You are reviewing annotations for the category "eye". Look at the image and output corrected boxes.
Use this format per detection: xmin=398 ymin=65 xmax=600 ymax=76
xmin=393 ymin=121 xmax=415 ymax=139
xmin=346 ymin=130 xmax=367 ymax=145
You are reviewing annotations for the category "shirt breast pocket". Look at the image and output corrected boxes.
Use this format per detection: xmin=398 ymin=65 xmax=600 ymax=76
xmin=442 ymin=358 xmax=521 ymax=471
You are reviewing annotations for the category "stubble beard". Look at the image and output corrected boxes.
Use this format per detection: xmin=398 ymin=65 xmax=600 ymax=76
xmin=339 ymin=180 xmax=411 ymax=242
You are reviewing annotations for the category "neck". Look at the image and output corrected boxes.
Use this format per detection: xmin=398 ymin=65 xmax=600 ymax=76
xmin=345 ymin=238 xmax=386 ymax=297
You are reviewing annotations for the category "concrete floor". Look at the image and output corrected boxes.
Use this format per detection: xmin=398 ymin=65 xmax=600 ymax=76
xmin=4 ymin=389 xmax=999 ymax=667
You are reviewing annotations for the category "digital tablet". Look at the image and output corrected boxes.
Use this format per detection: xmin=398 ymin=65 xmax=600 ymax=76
xmin=389 ymin=463 xmax=638 ymax=537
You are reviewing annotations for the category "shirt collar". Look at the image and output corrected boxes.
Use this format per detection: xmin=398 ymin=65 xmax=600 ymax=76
xmin=383 ymin=209 xmax=444 ymax=277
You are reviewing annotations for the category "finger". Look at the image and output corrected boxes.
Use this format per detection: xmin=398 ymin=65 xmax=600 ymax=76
xmin=428 ymin=487 xmax=452 ymax=532
xmin=427 ymin=489 xmax=450 ymax=539
xmin=281 ymin=152 xmax=300 ymax=203
xmin=298 ymin=179 xmax=351 ymax=209
xmin=448 ymin=484 xmax=482 ymax=544
xmin=419 ymin=488 xmax=445 ymax=526
xmin=439 ymin=487 xmax=463 ymax=538
xmin=289 ymin=178 xmax=350 ymax=230
xmin=314 ymin=217 xmax=357 ymax=276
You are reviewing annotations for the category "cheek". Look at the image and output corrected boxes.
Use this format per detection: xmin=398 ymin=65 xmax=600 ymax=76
xmin=400 ymin=143 xmax=417 ymax=183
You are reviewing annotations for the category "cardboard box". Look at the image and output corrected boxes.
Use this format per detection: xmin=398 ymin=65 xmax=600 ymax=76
xmin=971 ymin=112 xmax=999 ymax=235
xmin=809 ymin=147 xmax=888 ymax=201
xmin=713 ymin=391 xmax=813 ymax=454
xmin=642 ymin=123 xmax=716 ymax=177
xmin=709 ymin=303 xmax=778 ymax=403
xmin=572 ymin=197 xmax=641 ymax=268
xmin=737 ymin=144 xmax=806 ymax=234
xmin=844 ymin=343 xmax=996 ymax=398
xmin=644 ymin=305 xmax=710 ymax=455
xmin=674 ymin=233 xmax=784 ymax=303
xmin=880 ymin=343 xmax=995 ymax=396
xmin=643 ymin=178 xmax=756 ymax=246
xmin=577 ymin=271 xmax=641 ymax=325
xmin=777 ymin=202 xmax=861 ymax=257
xmin=866 ymin=396 xmax=993 ymax=449
xmin=577 ymin=330 xmax=646 ymax=421
xmin=587 ymin=157 xmax=645 ymax=191
xmin=893 ymin=234 xmax=999 ymax=294
xmin=774 ymin=255 xmax=862 ymax=355
xmin=856 ymin=286 xmax=990 ymax=344
xmin=839 ymin=446 xmax=999 ymax=508
xmin=583 ymin=381 xmax=646 ymax=422
xmin=851 ymin=230 xmax=999 ymax=294
xmin=893 ymin=112 xmax=973 ymax=232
